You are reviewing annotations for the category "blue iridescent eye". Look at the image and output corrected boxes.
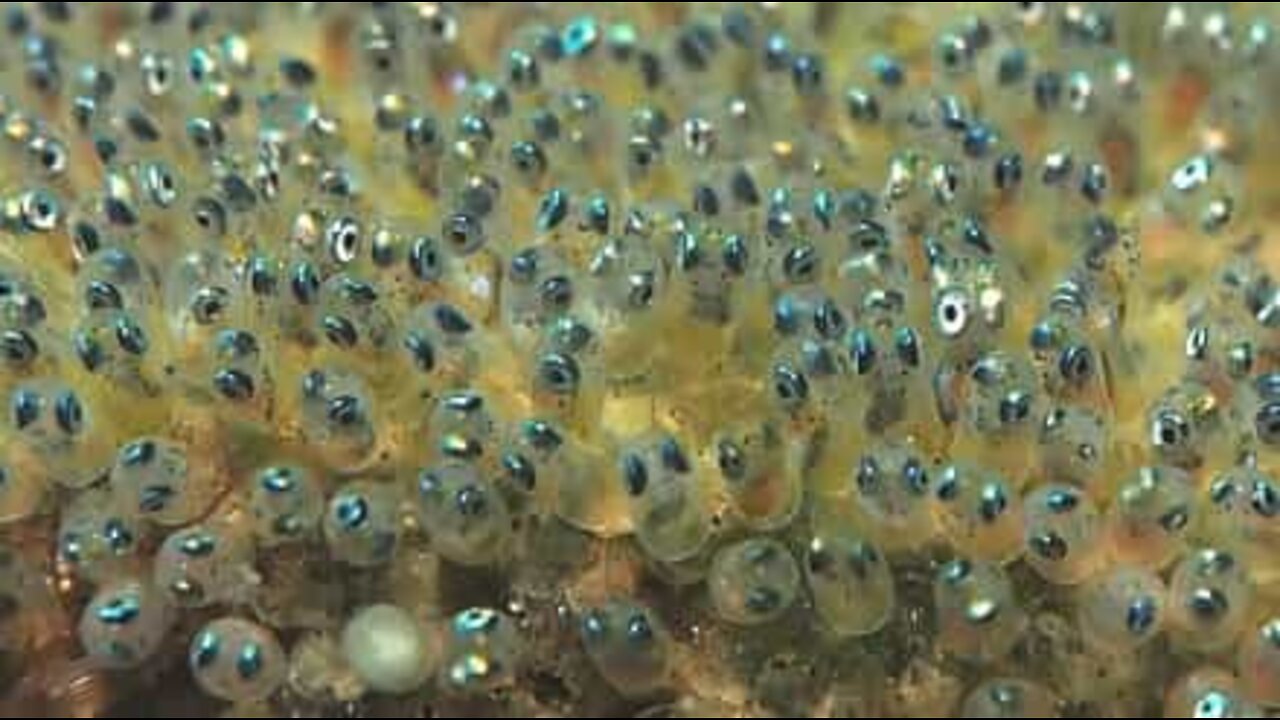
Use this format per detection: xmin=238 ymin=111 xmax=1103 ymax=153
xmin=290 ymin=262 xmax=320 ymax=305
xmin=773 ymin=295 xmax=801 ymax=335
xmin=506 ymin=50 xmax=540 ymax=89
xmin=1046 ymin=489 xmax=1079 ymax=513
xmin=415 ymin=463 xmax=510 ymax=566
xmin=997 ymin=48 xmax=1028 ymax=84
xmin=962 ymin=124 xmax=997 ymax=159
xmin=334 ymin=495 xmax=368 ymax=529
xmin=79 ymin=581 xmax=168 ymax=670
xmin=48 ymin=388 xmax=81 ymax=435
xmin=870 ymin=53 xmax=904 ymax=87
xmin=522 ymin=419 xmax=563 ymax=451
xmin=808 ymin=297 xmax=849 ymax=338
xmin=278 ymin=56 xmax=316 ymax=87
xmin=247 ymin=256 xmax=278 ymax=296
xmin=722 ymin=234 xmax=749 ymax=275
xmin=978 ymin=484 xmax=1008 ymax=521
xmin=772 ymin=363 xmax=809 ymax=406
xmin=670 ymin=231 xmax=701 ymax=272
xmin=510 ymin=249 xmax=540 ymax=285
xmin=1126 ymin=596 xmax=1158 ymax=634
xmin=213 ymin=369 xmax=255 ymax=400
xmin=994 ymin=153 xmax=1023 ymax=190
xmin=764 ymin=32 xmax=791 ymax=70
xmin=322 ymin=315 xmax=358 ymax=347
xmin=537 ymin=352 xmax=580 ymax=394
xmin=998 ymin=391 xmax=1032 ymax=425
xmin=10 ymin=388 xmax=40 ymax=429
xmin=583 ymin=195 xmax=610 ymax=234
xmin=121 ymin=439 xmax=156 ymax=467
xmin=189 ymin=619 xmax=286 ymax=702
xmin=791 ymin=53 xmax=824 ymax=92
xmin=178 ymin=532 xmax=216 ymax=558
xmin=405 ymin=115 xmax=441 ymax=152
xmin=192 ymin=630 xmax=220 ymax=668
xmin=302 ymin=370 xmax=327 ymax=399
xmin=902 ymin=458 xmax=929 ymax=495
xmin=1188 ymin=585 xmax=1231 ymax=624
xmin=216 ymin=329 xmax=259 ymax=359
xmin=114 ymin=315 xmax=148 ymax=355
xmin=404 ymin=236 xmax=439 ymax=282
xmin=621 ymin=453 xmax=648 ymax=496
xmin=658 ymin=436 xmax=690 ymax=474
xmin=458 ymin=113 xmax=494 ymax=144
xmin=441 ymin=607 xmax=520 ymax=693
xmin=580 ymin=600 xmax=670 ymax=697
xmin=85 ymin=280 xmax=123 ymax=310
xmin=250 ymin=465 xmax=322 ymax=547
xmin=562 ymin=16 xmax=600 ymax=57
xmin=236 ymin=643 xmax=263 ymax=679
xmin=783 ymin=244 xmax=819 ymax=283
xmin=1 ymin=329 xmax=38 ymax=366
xmin=501 ymin=453 xmax=536 ymax=491
xmin=510 ymin=140 xmax=547 ymax=178
xmin=103 ymin=519 xmax=133 ymax=550
xmin=95 ymin=594 xmax=141 ymax=625
xmin=539 ymin=275 xmax=574 ymax=311
xmin=1168 ymin=548 xmax=1252 ymax=652
xmin=1256 ymin=403 xmax=1280 ymax=445
xmin=1255 ymin=373 xmax=1280 ymax=401
xmin=190 ymin=286 xmax=232 ymax=325
xmin=895 ymin=328 xmax=921 ymax=367
xmin=339 ymin=278 xmax=378 ymax=305
xmin=849 ymin=330 xmax=876 ymax=375
xmin=434 ymin=303 xmax=473 ymax=335
xmin=1081 ymin=163 xmax=1108 ymax=204
xmin=184 ymin=114 xmax=224 ymax=153
xmin=453 ymin=484 xmax=488 ymax=517
xmin=326 ymin=395 xmax=364 ymax=426
xmin=259 ymin=467 xmax=295 ymax=494
xmin=536 ymin=188 xmax=570 ymax=232
xmin=403 ymin=333 xmax=435 ymax=372
xmin=443 ymin=392 xmax=484 ymax=414
xmin=716 ymin=439 xmax=746 ymax=481
xmin=444 ymin=212 xmax=485 ymax=254
xmin=846 ymin=87 xmax=881 ymax=123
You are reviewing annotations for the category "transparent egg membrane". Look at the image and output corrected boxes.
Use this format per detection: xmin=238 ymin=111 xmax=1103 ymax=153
xmin=1 ymin=2 xmax=1280 ymax=718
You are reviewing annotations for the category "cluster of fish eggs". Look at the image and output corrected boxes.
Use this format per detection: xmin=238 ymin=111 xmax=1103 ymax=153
xmin=0 ymin=2 xmax=1279 ymax=717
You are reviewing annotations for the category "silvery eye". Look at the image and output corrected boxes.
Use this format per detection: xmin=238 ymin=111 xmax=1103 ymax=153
xmin=141 ymin=51 xmax=175 ymax=97
xmin=327 ymin=217 xmax=361 ymax=264
xmin=143 ymin=162 xmax=178 ymax=207
xmin=936 ymin=289 xmax=970 ymax=338
xmin=30 ymin=136 xmax=68 ymax=175
xmin=19 ymin=190 xmax=61 ymax=232
xmin=1171 ymin=155 xmax=1213 ymax=193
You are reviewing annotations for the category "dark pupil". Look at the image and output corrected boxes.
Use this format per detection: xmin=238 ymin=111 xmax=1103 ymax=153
xmin=623 ymin=455 xmax=647 ymax=496
xmin=1256 ymin=404 xmax=1280 ymax=444
xmin=717 ymin=440 xmax=745 ymax=479
xmin=1158 ymin=413 xmax=1189 ymax=447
